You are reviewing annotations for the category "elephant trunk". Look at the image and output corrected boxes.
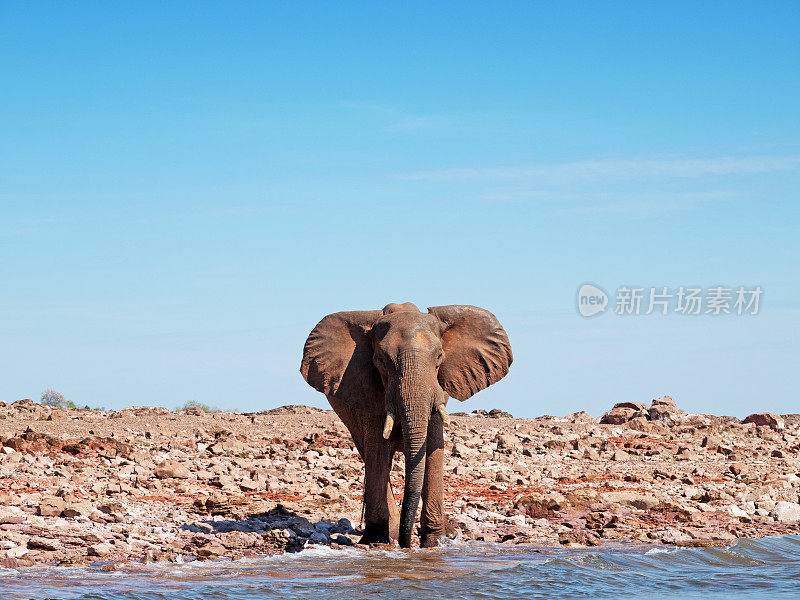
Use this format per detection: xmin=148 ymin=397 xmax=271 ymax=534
xmin=395 ymin=351 xmax=432 ymax=548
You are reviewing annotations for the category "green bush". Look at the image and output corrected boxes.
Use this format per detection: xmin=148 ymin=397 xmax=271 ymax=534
xmin=40 ymin=388 xmax=77 ymax=409
xmin=177 ymin=400 xmax=219 ymax=413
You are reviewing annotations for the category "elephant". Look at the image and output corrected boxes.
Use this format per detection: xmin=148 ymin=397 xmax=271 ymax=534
xmin=300 ymin=302 xmax=512 ymax=548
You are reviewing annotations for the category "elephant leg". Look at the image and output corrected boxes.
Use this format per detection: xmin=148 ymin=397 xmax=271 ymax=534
xmin=327 ymin=398 xmax=396 ymax=544
xmin=328 ymin=397 xmax=366 ymax=457
xmin=419 ymin=411 xmax=446 ymax=548
xmin=360 ymin=416 xmax=395 ymax=544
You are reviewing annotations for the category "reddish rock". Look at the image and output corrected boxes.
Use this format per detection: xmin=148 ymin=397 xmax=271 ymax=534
xmin=195 ymin=540 xmax=227 ymax=558
xmin=28 ymin=536 xmax=62 ymax=550
xmin=87 ymin=543 xmax=112 ymax=557
xmin=155 ymin=460 xmax=192 ymax=479
xmin=613 ymin=402 xmax=649 ymax=411
xmin=600 ymin=407 xmax=636 ymax=424
xmin=38 ymin=496 xmax=67 ymax=517
xmin=0 ymin=556 xmax=35 ymax=568
xmin=741 ymin=413 xmax=784 ymax=430
xmin=651 ymin=396 xmax=677 ymax=409
xmin=62 ymin=501 xmax=93 ymax=518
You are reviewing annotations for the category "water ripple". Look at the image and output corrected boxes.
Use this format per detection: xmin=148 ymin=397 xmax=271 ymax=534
xmin=1 ymin=535 xmax=799 ymax=600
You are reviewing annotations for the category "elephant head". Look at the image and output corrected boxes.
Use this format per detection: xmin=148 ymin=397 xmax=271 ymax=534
xmin=300 ymin=303 xmax=512 ymax=547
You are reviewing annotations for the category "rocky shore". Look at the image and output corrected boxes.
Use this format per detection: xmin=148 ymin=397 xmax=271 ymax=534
xmin=1 ymin=396 xmax=798 ymax=568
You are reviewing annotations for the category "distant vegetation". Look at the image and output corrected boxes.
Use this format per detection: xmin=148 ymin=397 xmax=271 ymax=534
xmin=177 ymin=400 xmax=219 ymax=413
xmin=39 ymin=388 xmax=94 ymax=410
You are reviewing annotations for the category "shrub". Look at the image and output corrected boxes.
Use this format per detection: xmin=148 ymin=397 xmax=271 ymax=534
xmin=177 ymin=400 xmax=219 ymax=413
xmin=40 ymin=388 xmax=77 ymax=409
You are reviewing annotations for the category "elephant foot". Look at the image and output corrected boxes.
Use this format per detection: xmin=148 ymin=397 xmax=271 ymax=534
xmin=368 ymin=541 xmax=398 ymax=550
xmin=419 ymin=532 xmax=443 ymax=548
xmin=420 ymin=517 xmax=454 ymax=548
xmin=359 ymin=522 xmax=391 ymax=545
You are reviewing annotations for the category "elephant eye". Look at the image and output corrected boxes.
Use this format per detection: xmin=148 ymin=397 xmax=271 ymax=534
xmin=436 ymin=352 xmax=444 ymax=365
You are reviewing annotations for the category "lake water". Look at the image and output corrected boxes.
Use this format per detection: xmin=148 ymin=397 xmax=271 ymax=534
xmin=2 ymin=535 xmax=799 ymax=600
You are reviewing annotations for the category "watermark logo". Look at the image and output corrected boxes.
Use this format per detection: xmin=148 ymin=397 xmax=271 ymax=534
xmin=577 ymin=283 xmax=609 ymax=318
xmin=577 ymin=284 xmax=763 ymax=318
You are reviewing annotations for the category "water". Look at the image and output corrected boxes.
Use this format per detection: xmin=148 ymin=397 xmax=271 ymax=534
xmin=2 ymin=535 xmax=800 ymax=600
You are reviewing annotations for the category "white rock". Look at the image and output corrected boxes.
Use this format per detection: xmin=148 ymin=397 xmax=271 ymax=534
xmin=507 ymin=514 xmax=526 ymax=526
xmin=771 ymin=501 xmax=800 ymax=523
xmin=88 ymin=542 xmax=113 ymax=557
xmin=6 ymin=545 xmax=29 ymax=558
xmin=727 ymin=505 xmax=749 ymax=518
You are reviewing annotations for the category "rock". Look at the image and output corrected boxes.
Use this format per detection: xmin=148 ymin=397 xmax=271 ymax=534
xmin=452 ymin=442 xmax=472 ymax=458
xmin=613 ymin=402 xmax=649 ymax=411
xmin=727 ymin=505 xmax=749 ymax=519
xmin=495 ymin=433 xmax=522 ymax=453
xmin=656 ymin=527 xmax=692 ymax=544
xmin=600 ymin=408 xmax=636 ymax=425
xmin=155 ymin=460 xmax=192 ymax=479
xmin=62 ymin=501 xmax=93 ymax=518
xmin=28 ymin=536 xmax=62 ymax=551
xmin=320 ymin=486 xmax=340 ymax=500
xmin=567 ymin=411 xmax=597 ymax=423
xmin=0 ymin=506 xmax=26 ymax=524
xmin=489 ymin=409 xmax=513 ymax=418
xmin=781 ymin=414 xmax=800 ymax=426
xmin=333 ymin=534 xmax=353 ymax=545
xmin=558 ymin=530 xmax=601 ymax=546
xmin=741 ymin=413 xmax=784 ymax=430
xmin=308 ymin=531 xmax=329 ymax=544
xmin=601 ymin=491 xmax=660 ymax=510
xmin=218 ymin=531 xmax=260 ymax=549
xmin=142 ymin=548 xmax=162 ymax=563
xmin=651 ymin=396 xmax=677 ymax=409
xmin=336 ymin=518 xmax=353 ymax=532
xmin=5 ymin=545 xmax=29 ymax=558
xmin=207 ymin=438 xmax=253 ymax=456
xmin=0 ymin=556 xmax=35 ymax=568
xmin=196 ymin=541 xmax=227 ymax=558
xmin=583 ymin=448 xmax=600 ymax=460
xmin=292 ymin=521 xmax=315 ymax=537
xmin=564 ymin=487 xmax=600 ymax=508
xmin=771 ymin=501 xmax=800 ymax=523
xmin=239 ymin=478 xmax=263 ymax=492
xmin=88 ymin=543 xmax=113 ymax=557
xmin=648 ymin=404 xmax=685 ymax=423
xmin=38 ymin=496 xmax=67 ymax=517
xmin=611 ymin=450 xmax=629 ymax=461
xmin=99 ymin=501 xmax=127 ymax=516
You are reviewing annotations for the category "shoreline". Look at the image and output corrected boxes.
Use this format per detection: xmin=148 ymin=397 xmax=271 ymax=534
xmin=1 ymin=397 xmax=798 ymax=568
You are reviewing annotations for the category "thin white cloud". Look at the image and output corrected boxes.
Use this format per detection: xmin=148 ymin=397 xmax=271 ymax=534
xmin=473 ymin=188 xmax=740 ymax=206
xmin=548 ymin=190 xmax=742 ymax=217
xmin=402 ymin=155 xmax=800 ymax=182
xmin=386 ymin=115 xmax=463 ymax=133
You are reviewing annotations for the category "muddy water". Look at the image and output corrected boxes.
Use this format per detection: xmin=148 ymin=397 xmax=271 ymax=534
xmin=2 ymin=535 xmax=799 ymax=600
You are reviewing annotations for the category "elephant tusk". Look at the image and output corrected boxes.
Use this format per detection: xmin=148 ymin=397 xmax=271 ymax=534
xmin=382 ymin=412 xmax=394 ymax=439
xmin=437 ymin=404 xmax=450 ymax=427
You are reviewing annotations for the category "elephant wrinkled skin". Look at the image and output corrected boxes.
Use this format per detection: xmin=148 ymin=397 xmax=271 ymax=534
xmin=300 ymin=302 xmax=512 ymax=548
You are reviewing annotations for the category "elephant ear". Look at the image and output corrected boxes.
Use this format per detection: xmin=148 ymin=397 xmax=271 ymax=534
xmin=428 ymin=305 xmax=513 ymax=401
xmin=300 ymin=310 xmax=385 ymax=413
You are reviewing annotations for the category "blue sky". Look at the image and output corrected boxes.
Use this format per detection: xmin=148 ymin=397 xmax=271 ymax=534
xmin=1 ymin=2 xmax=798 ymax=417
